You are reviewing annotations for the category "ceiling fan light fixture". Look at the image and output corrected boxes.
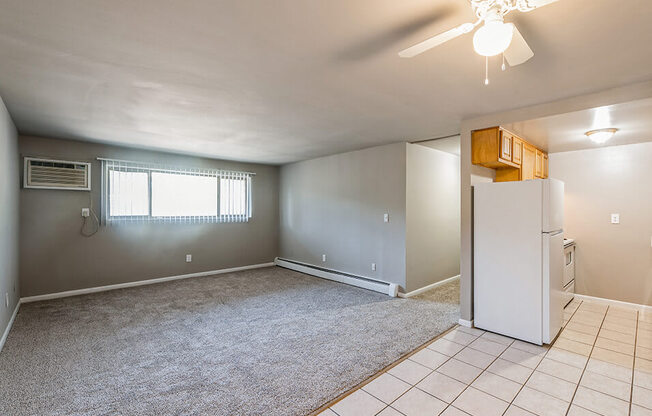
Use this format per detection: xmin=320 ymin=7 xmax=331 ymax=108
xmin=473 ymin=21 xmax=514 ymax=56
xmin=585 ymin=128 xmax=618 ymax=144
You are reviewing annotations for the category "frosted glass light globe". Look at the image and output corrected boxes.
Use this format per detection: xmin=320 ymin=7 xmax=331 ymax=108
xmin=473 ymin=21 xmax=514 ymax=56
xmin=585 ymin=128 xmax=618 ymax=144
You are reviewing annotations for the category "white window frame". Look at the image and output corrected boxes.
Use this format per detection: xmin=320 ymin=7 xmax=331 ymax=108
xmin=99 ymin=158 xmax=254 ymax=224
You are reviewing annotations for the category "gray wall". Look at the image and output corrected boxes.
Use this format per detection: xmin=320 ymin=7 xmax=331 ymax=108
xmin=406 ymin=144 xmax=460 ymax=292
xmin=0 ymin=98 xmax=19 ymax=337
xmin=19 ymin=136 xmax=279 ymax=297
xmin=279 ymin=143 xmax=408 ymax=289
xmin=549 ymin=142 xmax=652 ymax=306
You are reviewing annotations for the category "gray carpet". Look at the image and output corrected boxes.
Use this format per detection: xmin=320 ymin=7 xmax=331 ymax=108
xmin=0 ymin=266 xmax=459 ymax=416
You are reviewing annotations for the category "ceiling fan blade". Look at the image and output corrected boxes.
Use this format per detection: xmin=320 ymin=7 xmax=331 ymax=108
xmin=398 ymin=23 xmax=475 ymax=58
xmin=504 ymin=24 xmax=534 ymax=66
xmin=523 ymin=0 xmax=560 ymax=9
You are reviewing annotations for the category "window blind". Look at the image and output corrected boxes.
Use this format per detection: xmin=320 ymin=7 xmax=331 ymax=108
xmin=99 ymin=158 xmax=254 ymax=224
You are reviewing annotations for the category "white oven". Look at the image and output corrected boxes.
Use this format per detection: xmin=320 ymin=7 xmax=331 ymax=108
xmin=562 ymin=241 xmax=575 ymax=307
xmin=563 ymin=244 xmax=575 ymax=287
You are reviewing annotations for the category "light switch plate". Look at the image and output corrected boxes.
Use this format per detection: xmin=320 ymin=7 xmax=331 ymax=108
xmin=611 ymin=213 xmax=620 ymax=224
xmin=383 ymin=213 xmax=389 ymax=223
xmin=371 ymin=263 xmax=376 ymax=271
xmin=185 ymin=254 xmax=192 ymax=263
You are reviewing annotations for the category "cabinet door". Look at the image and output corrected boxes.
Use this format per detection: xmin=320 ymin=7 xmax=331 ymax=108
xmin=535 ymin=149 xmax=544 ymax=178
xmin=522 ymin=145 xmax=536 ymax=180
xmin=543 ymin=154 xmax=549 ymax=178
xmin=512 ymin=137 xmax=523 ymax=165
xmin=500 ymin=131 xmax=512 ymax=161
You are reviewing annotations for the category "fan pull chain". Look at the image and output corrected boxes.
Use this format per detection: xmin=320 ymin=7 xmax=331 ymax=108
xmin=502 ymin=53 xmax=506 ymax=71
xmin=484 ymin=56 xmax=489 ymax=85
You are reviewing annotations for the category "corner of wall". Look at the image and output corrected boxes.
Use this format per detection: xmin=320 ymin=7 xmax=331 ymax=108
xmin=0 ymin=95 xmax=21 ymax=344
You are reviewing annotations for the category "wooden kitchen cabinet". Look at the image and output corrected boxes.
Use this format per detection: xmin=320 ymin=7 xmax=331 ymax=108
xmin=500 ymin=130 xmax=513 ymax=161
xmin=535 ymin=149 xmax=544 ymax=178
xmin=521 ymin=144 xmax=536 ymax=181
xmin=472 ymin=126 xmax=547 ymax=182
xmin=512 ymin=137 xmax=523 ymax=165
xmin=472 ymin=127 xmax=520 ymax=169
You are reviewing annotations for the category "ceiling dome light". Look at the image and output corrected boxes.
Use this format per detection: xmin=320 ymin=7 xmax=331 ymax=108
xmin=473 ymin=21 xmax=514 ymax=57
xmin=585 ymin=128 xmax=618 ymax=144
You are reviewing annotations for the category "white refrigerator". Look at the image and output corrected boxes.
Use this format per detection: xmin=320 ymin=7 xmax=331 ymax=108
xmin=473 ymin=179 xmax=564 ymax=345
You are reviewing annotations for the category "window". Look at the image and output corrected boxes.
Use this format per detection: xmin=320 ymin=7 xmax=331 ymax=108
xmin=151 ymin=172 xmax=217 ymax=217
xmin=108 ymin=170 xmax=149 ymax=217
xmin=101 ymin=159 xmax=253 ymax=224
xmin=220 ymin=177 xmax=247 ymax=216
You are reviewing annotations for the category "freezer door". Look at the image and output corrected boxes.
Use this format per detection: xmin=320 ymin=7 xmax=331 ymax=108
xmin=543 ymin=179 xmax=564 ymax=233
xmin=543 ymin=231 xmax=564 ymax=344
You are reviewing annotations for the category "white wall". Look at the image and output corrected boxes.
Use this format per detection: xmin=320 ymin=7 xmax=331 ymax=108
xmin=406 ymin=144 xmax=460 ymax=292
xmin=549 ymin=142 xmax=652 ymax=306
xmin=0 ymin=97 xmax=19 ymax=340
xmin=279 ymin=143 xmax=408 ymax=289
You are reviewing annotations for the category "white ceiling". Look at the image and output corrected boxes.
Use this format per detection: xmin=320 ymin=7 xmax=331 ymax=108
xmin=1 ymin=0 xmax=652 ymax=164
xmin=415 ymin=135 xmax=460 ymax=155
xmin=503 ymin=97 xmax=652 ymax=153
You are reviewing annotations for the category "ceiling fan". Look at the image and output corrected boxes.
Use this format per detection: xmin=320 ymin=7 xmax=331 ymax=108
xmin=398 ymin=0 xmax=559 ymax=83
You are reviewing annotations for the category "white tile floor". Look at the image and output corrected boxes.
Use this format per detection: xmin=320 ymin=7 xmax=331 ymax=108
xmin=319 ymin=299 xmax=652 ymax=416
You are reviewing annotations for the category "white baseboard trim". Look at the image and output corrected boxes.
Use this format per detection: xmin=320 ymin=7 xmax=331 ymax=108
xmin=0 ymin=301 xmax=20 ymax=353
xmin=458 ymin=318 xmax=474 ymax=328
xmin=275 ymin=257 xmax=398 ymax=297
xmin=20 ymin=262 xmax=276 ymax=304
xmin=398 ymin=275 xmax=460 ymax=298
xmin=574 ymin=293 xmax=651 ymax=312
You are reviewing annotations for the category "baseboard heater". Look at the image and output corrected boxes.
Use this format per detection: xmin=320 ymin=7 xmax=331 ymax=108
xmin=275 ymin=257 xmax=399 ymax=297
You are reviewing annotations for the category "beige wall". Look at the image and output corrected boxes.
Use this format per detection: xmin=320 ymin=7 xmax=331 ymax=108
xmin=406 ymin=144 xmax=460 ymax=292
xmin=0 ymin=97 xmax=19 ymax=338
xmin=279 ymin=142 xmax=408 ymax=289
xmin=19 ymin=136 xmax=279 ymax=297
xmin=549 ymin=142 xmax=652 ymax=306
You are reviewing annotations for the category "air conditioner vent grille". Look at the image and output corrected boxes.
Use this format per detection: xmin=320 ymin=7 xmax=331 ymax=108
xmin=24 ymin=157 xmax=91 ymax=190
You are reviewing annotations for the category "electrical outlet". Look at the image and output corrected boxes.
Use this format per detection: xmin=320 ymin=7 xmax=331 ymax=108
xmin=371 ymin=263 xmax=376 ymax=271
xmin=384 ymin=213 xmax=389 ymax=223
xmin=81 ymin=208 xmax=90 ymax=217
xmin=611 ymin=213 xmax=620 ymax=224
xmin=185 ymin=254 xmax=192 ymax=263
xmin=322 ymin=254 xmax=326 ymax=262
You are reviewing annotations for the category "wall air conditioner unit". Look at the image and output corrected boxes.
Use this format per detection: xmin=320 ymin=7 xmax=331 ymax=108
xmin=24 ymin=157 xmax=91 ymax=191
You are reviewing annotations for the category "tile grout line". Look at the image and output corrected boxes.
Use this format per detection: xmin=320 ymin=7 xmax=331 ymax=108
xmin=562 ymin=304 xmax=642 ymax=409
xmin=438 ymin=337 xmax=515 ymax=416
xmin=383 ymin=329 xmax=487 ymax=415
xmin=327 ymin=300 xmax=641 ymax=416
xmin=629 ymin=309 xmax=639 ymax=416
xmin=563 ymin=302 xmax=610 ymax=416
xmin=449 ymin=302 xmax=588 ymax=414
xmin=362 ymin=327 xmax=484 ymax=416
xmin=318 ymin=324 xmax=461 ymax=415
xmin=414 ymin=332 xmax=515 ymax=416
xmin=359 ymin=372 xmax=409 ymax=416
xmin=496 ymin=299 xmax=583 ymax=416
